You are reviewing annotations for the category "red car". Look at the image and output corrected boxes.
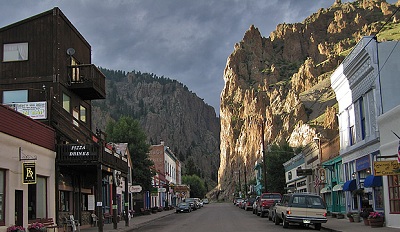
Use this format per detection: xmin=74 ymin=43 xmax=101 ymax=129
xmin=255 ymin=193 xmax=282 ymax=217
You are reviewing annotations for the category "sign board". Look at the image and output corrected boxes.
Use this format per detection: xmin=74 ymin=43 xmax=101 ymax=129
xmin=129 ymin=185 xmax=142 ymax=193
xmin=374 ymin=160 xmax=400 ymax=176
xmin=5 ymin=101 xmax=47 ymax=119
xmin=22 ymin=162 xmax=36 ymax=184
xmin=296 ymin=169 xmax=313 ymax=176
xmin=319 ymin=169 xmax=326 ymax=181
xmin=61 ymin=144 xmax=96 ymax=157
xmin=158 ymin=187 xmax=166 ymax=193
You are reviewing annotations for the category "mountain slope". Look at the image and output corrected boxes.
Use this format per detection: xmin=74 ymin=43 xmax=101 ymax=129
xmin=216 ymin=0 xmax=400 ymax=199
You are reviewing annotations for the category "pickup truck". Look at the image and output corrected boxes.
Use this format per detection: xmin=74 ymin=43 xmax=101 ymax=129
xmin=274 ymin=193 xmax=327 ymax=230
xmin=255 ymin=193 xmax=281 ymax=217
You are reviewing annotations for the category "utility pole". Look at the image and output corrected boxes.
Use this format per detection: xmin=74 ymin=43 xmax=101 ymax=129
xmin=261 ymin=118 xmax=268 ymax=193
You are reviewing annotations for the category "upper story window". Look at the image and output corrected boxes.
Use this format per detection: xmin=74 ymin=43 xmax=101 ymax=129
xmin=80 ymin=105 xmax=87 ymax=123
xmin=62 ymin=93 xmax=70 ymax=112
xmin=3 ymin=43 xmax=28 ymax=62
xmin=359 ymin=97 xmax=366 ymax=140
xmin=348 ymin=105 xmax=356 ymax=146
xmin=3 ymin=90 xmax=28 ymax=103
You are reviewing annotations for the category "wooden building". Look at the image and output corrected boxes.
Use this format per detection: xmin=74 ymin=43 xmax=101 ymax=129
xmin=0 ymin=8 xmax=128 ymax=232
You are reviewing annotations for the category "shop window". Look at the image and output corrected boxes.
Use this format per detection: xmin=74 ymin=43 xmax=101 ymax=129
xmin=374 ymin=187 xmax=384 ymax=209
xmin=28 ymin=176 xmax=47 ymax=220
xmin=3 ymin=43 xmax=28 ymax=62
xmin=0 ymin=170 xmax=5 ymax=226
xmin=388 ymin=174 xmax=400 ymax=213
xmin=60 ymin=191 xmax=70 ymax=212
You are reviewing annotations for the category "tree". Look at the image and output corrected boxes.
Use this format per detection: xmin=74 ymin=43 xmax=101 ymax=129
xmin=182 ymin=174 xmax=206 ymax=198
xmin=265 ymin=143 xmax=295 ymax=193
xmin=106 ymin=116 xmax=154 ymax=191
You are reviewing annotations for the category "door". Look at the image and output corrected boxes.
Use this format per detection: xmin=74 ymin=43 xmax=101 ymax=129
xmin=15 ymin=190 xmax=23 ymax=226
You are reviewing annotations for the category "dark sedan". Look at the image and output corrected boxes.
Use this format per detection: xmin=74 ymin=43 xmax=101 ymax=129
xmin=176 ymin=202 xmax=192 ymax=213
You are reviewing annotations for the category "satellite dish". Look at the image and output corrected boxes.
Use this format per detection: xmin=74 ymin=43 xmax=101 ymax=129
xmin=66 ymin=48 xmax=75 ymax=56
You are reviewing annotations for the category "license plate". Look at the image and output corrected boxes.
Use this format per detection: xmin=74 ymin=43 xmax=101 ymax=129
xmin=303 ymin=220 xmax=311 ymax=224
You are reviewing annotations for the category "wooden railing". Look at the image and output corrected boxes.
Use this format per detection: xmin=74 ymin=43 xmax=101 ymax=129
xmin=67 ymin=64 xmax=106 ymax=100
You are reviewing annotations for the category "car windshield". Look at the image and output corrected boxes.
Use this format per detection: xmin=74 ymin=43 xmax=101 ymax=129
xmin=179 ymin=202 xmax=189 ymax=206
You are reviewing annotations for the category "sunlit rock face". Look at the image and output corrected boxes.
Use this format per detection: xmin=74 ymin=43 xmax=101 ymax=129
xmin=215 ymin=0 xmax=398 ymax=200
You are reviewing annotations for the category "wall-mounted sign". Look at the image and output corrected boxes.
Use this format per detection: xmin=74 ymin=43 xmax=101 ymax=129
xmin=356 ymin=155 xmax=370 ymax=171
xmin=22 ymin=162 xmax=36 ymax=184
xmin=374 ymin=160 xmax=400 ymax=176
xmin=129 ymin=185 xmax=142 ymax=193
xmin=296 ymin=169 xmax=313 ymax=176
xmin=6 ymin=101 xmax=47 ymax=119
xmin=61 ymin=144 xmax=96 ymax=157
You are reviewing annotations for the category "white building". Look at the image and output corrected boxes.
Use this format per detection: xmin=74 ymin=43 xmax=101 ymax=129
xmin=331 ymin=36 xmax=400 ymax=228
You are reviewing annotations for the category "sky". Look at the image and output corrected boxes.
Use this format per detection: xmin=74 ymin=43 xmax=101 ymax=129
xmin=1 ymin=0 xmax=396 ymax=114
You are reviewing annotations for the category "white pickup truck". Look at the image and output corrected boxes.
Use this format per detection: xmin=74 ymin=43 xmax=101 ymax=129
xmin=274 ymin=193 xmax=328 ymax=231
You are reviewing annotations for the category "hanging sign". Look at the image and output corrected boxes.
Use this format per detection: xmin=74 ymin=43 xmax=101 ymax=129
xmin=374 ymin=160 xmax=400 ymax=176
xmin=22 ymin=162 xmax=36 ymax=184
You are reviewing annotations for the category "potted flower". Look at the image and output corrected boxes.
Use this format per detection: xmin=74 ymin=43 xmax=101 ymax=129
xmin=28 ymin=222 xmax=45 ymax=232
xmin=368 ymin=212 xmax=384 ymax=228
xmin=347 ymin=212 xmax=354 ymax=222
xmin=7 ymin=225 xmax=25 ymax=232
xmin=360 ymin=208 xmax=373 ymax=226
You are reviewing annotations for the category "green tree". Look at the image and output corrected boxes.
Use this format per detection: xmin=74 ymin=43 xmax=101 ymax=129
xmin=106 ymin=116 xmax=154 ymax=191
xmin=182 ymin=174 xmax=206 ymax=198
xmin=265 ymin=144 xmax=295 ymax=193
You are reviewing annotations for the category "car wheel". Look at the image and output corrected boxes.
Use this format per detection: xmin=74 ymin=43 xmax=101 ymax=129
xmin=314 ymin=223 xmax=321 ymax=231
xmin=282 ymin=216 xmax=289 ymax=228
xmin=274 ymin=214 xmax=280 ymax=225
xmin=260 ymin=212 xmax=265 ymax=217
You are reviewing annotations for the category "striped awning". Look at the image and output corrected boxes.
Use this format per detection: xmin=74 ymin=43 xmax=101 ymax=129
xmin=332 ymin=184 xmax=343 ymax=191
xmin=320 ymin=186 xmax=331 ymax=194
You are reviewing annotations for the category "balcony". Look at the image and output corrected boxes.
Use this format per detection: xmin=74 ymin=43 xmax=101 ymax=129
xmin=67 ymin=64 xmax=106 ymax=100
xmin=57 ymin=143 xmax=129 ymax=173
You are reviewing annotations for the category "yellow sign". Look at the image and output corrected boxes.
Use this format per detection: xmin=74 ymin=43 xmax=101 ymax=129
xmin=373 ymin=160 xmax=400 ymax=176
xmin=22 ymin=162 xmax=36 ymax=184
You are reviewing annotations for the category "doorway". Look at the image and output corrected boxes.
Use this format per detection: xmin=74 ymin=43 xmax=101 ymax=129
xmin=15 ymin=190 xmax=23 ymax=226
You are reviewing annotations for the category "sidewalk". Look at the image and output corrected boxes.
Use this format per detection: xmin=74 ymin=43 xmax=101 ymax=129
xmin=322 ymin=217 xmax=400 ymax=232
xmin=79 ymin=208 xmax=400 ymax=232
xmin=81 ymin=209 xmax=176 ymax=232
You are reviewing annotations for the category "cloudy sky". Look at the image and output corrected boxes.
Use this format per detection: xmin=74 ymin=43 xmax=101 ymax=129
xmin=1 ymin=0 xmax=395 ymax=114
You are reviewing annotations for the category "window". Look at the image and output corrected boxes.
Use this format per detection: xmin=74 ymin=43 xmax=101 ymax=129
xmin=359 ymin=97 xmax=366 ymax=140
xmin=388 ymin=174 xmax=400 ymax=213
xmin=71 ymin=57 xmax=80 ymax=82
xmin=28 ymin=176 xmax=47 ymax=220
xmin=0 ymin=170 xmax=4 ymax=226
xmin=62 ymin=93 xmax=70 ymax=112
xmin=80 ymin=105 xmax=86 ymax=123
xmin=288 ymin=171 xmax=292 ymax=181
xmin=3 ymin=43 xmax=28 ymax=61
xmin=60 ymin=191 xmax=70 ymax=212
xmin=348 ymin=105 xmax=355 ymax=145
xmin=3 ymin=90 xmax=28 ymax=103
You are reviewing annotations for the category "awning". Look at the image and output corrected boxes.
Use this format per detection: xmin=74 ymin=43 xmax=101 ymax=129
xmin=343 ymin=179 xmax=357 ymax=191
xmin=364 ymin=175 xmax=383 ymax=188
xmin=332 ymin=184 xmax=344 ymax=191
xmin=320 ymin=186 xmax=331 ymax=194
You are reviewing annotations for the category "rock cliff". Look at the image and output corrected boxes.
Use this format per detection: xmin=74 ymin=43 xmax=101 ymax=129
xmin=216 ymin=0 xmax=400 ymax=199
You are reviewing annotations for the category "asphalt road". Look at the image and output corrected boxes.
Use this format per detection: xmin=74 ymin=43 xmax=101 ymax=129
xmin=134 ymin=203 xmax=322 ymax=232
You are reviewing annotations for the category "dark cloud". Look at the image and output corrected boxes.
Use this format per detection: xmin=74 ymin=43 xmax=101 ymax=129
xmin=1 ymin=1 xmax=395 ymax=114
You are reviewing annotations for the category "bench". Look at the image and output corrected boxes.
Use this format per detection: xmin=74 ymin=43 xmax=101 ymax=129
xmin=41 ymin=218 xmax=57 ymax=232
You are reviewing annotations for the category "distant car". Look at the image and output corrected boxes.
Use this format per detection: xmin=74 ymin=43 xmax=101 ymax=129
xmin=233 ymin=197 xmax=242 ymax=205
xmin=176 ymin=202 xmax=192 ymax=213
xmin=236 ymin=199 xmax=245 ymax=208
xmin=253 ymin=196 xmax=260 ymax=214
xmin=203 ymin=198 xmax=209 ymax=204
xmin=256 ymin=193 xmax=282 ymax=218
xmin=244 ymin=197 xmax=256 ymax=211
xmin=184 ymin=198 xmax=199 ymax=210
xmin=274 ymin=192 xmax=327 ymax=230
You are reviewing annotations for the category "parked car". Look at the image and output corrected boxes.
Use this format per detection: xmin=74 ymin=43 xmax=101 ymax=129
xmin=252 ymin=196 xmax=260 ymax=214
xmin=233 ymin=197 xmax=242 ymax=205
xmin=203 ymin=198 xmax=209 ymax=204
xmin=184 ymin=198 xmax=200 ymax=210
xmin=256 ymin=193 xmax=282 ymax=217
xmin=274 ymin=192 xmax=327 ymax=230
xmin=176 ymin=202 xmax=192 ymax=213
xmin=244 ymin=197 xmax=256 ymax=211
xmin=235 ymin=198 xmax=244 ymax=207
xmin=268 ymin=201 xmax=280 ymax=221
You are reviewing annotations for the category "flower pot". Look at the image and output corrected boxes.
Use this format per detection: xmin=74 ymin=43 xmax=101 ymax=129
xmin=369 ymin=218 xmax=384 ymax=228
xmin=363 ymin=218 xmax=370 ymax=226
xmin=353 ymin=214 xmax=360 ymax=223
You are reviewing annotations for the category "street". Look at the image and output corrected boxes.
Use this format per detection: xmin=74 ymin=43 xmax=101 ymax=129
xmin=133 ymin=203 xmax=321 ymax=232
